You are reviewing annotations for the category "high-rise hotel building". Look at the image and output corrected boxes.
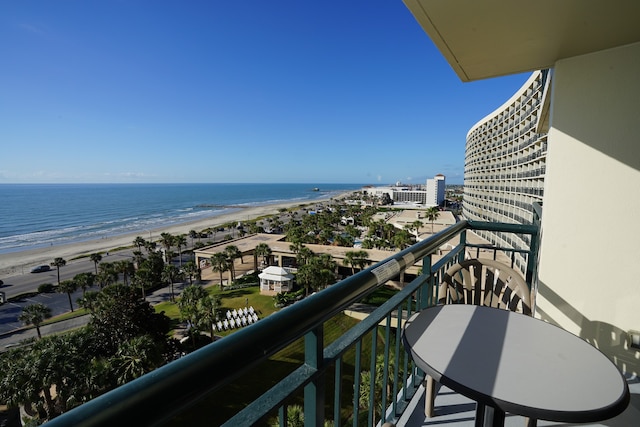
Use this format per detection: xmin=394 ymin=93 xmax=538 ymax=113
xmin=463 ymin=70 xmax=549 ymax=272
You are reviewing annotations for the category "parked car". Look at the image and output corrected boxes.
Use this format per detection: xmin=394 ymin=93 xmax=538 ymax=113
xmin=30 ymin=265 xmax=51 ymax=273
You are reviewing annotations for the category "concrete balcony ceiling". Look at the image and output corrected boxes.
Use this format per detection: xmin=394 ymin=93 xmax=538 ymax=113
xmin=403 ymin=0 xmax=640 ymax=81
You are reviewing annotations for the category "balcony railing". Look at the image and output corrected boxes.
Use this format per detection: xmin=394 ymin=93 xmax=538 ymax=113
xmin=45 ymin=220 xmax=539 ymax=427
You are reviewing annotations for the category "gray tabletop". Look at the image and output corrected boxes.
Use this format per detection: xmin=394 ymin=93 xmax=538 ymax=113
xmin=403 ymin=304 xmax=629 ymax=423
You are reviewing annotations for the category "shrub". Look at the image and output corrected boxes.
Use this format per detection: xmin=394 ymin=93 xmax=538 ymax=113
xmin=37 ymin=283 xmax=55 ymax=293
xmin=273 ymin=289 xmax=304 ymax=308
xmin=234 ymin=272 xmax=259 ymax=285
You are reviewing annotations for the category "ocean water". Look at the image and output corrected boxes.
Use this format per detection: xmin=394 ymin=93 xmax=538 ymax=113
xmin=0 ymin=183 xmax=363 ymax=254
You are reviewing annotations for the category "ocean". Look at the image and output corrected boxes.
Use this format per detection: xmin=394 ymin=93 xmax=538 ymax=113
xmin=0 ymin=183 xmax=363 ymax=255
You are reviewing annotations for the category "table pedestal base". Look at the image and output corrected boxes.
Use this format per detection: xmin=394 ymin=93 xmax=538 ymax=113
xmin=475 ymin=403 xmax=505 ymax=427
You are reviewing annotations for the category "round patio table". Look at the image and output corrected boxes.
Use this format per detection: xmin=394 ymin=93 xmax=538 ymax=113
xmin=403 ymin=304 xmax=629 ymax=427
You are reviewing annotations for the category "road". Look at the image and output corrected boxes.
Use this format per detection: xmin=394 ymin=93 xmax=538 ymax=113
xmin=0 ymin=236 xmax=228 ymax=348
xmin=0 ymin=248 xmax=143 ymax=334
xmin=0 ymin=278 xmax=191 ymax=351
xmin=0 ymin=249 xmax=137 ymax=300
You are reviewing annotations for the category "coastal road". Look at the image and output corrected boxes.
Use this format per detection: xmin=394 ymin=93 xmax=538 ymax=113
xmin=0 ymin=241 xmax=211 ymax=339
xmin=0 ymin=248 xmax=140 ymax=339
xmin=0 ymin=279 xmax=189 ymax=350
xmin=0 ymin=250 xmax=136 ymax=300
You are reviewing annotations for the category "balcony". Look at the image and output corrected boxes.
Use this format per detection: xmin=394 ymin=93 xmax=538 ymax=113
xmin=45 ymin=220 xmax=638 ymax=427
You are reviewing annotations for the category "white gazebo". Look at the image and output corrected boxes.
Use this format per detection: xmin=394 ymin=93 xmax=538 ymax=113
xmin=259 ymin=266 xmax=294 ymax=294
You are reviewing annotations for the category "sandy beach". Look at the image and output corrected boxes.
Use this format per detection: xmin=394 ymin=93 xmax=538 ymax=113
xmin=0 ymin=195 xmax=344 ymax=278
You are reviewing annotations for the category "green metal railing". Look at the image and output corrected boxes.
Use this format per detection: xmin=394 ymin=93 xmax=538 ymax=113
xmin=45 ymin=220 xmax=538 ymax=427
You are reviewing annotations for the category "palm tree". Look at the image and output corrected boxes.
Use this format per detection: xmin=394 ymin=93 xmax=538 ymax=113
xmin=296 ymin=253 xmax=336 ymax=296
xmin=392 ymin=229 xmax=413 ymax=250
xmin=159 ymin=232 xmax=175 ymax=263
xmin=114 ymin=260 xmax=135 ymax=286
xmin=425 ymin=206 xmax=440 ymax=233
xmin=165 ymin=249 xmax=177 ymax=264
xmin=97 ymin=262 xmax=118 ymax=288
xmin=57 ymin=279 xmax=78 ymax=312
xmin=289 ymin=241 xmax=304 ymax=256
xmin=132 ymin=250 xmax=146 ymax=268
xmin=254 ymin=243 xmax=272 ymax=270
xmin=161 ymin=264 xmax=181 ymax=302
xmin=296 ymin=246 xmax=314 ymax=267
xmin=344 ymin=223 xmax=360 ymax=239
xmin=18 ymin=303 xmax=51 ymax=339
xmin=89 ymin=252 xmax=102 ymax=275
xmin=248 ymin=221 xmax=263 ymax=234
xmin=198 ymin=295 xmax=220 ymax=342
xmin=77 ymin=290 xmax=100 ymax=313
xmin=210 ymin=253 xmax=230 ymax=289
xmin=317 ymin=253 xmax=337 ymax=287
xmin=74 ymin=272 xmax=95 ymax=296
xmin=411 ymin=219 xmax=424 ymax=237
xmin=132 ymin=267 xmax=150 ymax=300
xmin=174 ymin=234 xmax=188 ymax=267
xmin=182 ymin=261 xmax=201 ymax=285
xmin=344 ymin=250 xmax=371 ymax=275
xmin=110 ymin=335 xmax=162 ymax=386
xmin=177 ymin=285 xmax=208 ymax=344
xmin=133 ymin=236 xmax=146 ymax=252
xmin=383 ymin=223 xmax=396 ymax=241
xmin=189 ymin=229 xmax=199 ymax=246
xmin=224 ymin=245 xmax=242 ymax=282
xmin=51 ymin=257 xmax=67 ymax=285
xmin=144 ymin=240 xmax=157 ymax=254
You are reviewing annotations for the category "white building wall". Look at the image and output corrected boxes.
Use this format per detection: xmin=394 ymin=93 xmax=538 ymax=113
xmin=425 ymin=175 xmax=445 ymax=206
xmin=366 ymin=187 xmax=394 ymax=200
xmin=463 ymin=71 xmax=547 ymax=272
xmin=536 ymin=42 xmax=640 ymax=375
xmin=393 ymin=189 xmax=427 ymax=204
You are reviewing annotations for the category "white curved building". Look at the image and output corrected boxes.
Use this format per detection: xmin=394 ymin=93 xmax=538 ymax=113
xmin=463 ymin=70 xmax=549 ymax=272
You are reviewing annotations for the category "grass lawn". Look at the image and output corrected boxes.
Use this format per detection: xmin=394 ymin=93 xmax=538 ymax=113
xmin=154 ymin=284 xmax=276 ymax=334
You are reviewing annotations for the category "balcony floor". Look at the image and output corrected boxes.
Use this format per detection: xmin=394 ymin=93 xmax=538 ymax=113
xmin=396 ymin=375 xmax=640 ymax=427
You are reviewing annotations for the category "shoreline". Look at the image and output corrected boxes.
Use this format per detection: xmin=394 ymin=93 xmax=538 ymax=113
xmin=0 ymin=193 xmax=348 ymax=278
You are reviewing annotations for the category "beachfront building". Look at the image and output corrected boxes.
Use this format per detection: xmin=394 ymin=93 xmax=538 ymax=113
xmin=391 ymin=185 xmax=426 ymax=205
xmin=463 ymin=70 xmax=548 ymax=273
xmin=364 ymin=185 xmax=394 ymax=203
xmin=425 ymin=174 xmax=445 ymax=206
xmin=363 ymin=174 xmax=445 ymax=207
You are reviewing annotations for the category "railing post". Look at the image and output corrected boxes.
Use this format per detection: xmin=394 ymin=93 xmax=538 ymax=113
xmin=368 ymin=328 xmax=378 ymax=427
xmin=420 ymin=254 xmax=433 ymax=309
xmin=353 ymin=341 xmax=362 ymax=426
xmin=460 ymin=229 xmax=468 ymax=262
xmin=527 ymin=206 xmax=542 ymax=315
xmin=334 ymin=358 xmax=342 ymax=427
xmin=304 ymin=325 xmax=324 ymax=427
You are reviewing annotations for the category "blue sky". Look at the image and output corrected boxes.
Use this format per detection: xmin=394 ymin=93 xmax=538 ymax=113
xmin=1 ymin=1 xmax=528 ymax=185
